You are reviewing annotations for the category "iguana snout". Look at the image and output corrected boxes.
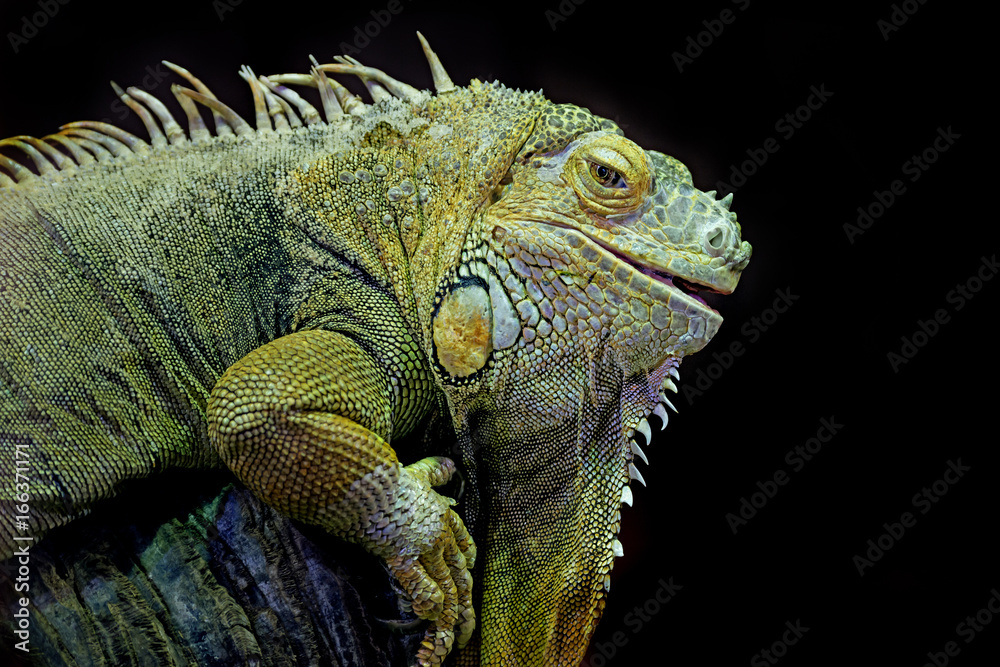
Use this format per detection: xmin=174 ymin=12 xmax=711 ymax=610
xmin=642 ymin=149 xmax=752 ymax=295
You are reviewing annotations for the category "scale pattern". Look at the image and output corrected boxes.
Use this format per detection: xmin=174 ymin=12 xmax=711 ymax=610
xmin=0 ymin=36 xmax=750 ymax=665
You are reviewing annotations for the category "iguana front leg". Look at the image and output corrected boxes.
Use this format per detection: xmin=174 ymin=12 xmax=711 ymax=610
xmin=206 ymin=328 xmax=475 ymax=665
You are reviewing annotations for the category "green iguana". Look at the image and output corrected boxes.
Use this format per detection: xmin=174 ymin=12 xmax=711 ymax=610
xmin=0 ymin=34 xmax=750 ymax=665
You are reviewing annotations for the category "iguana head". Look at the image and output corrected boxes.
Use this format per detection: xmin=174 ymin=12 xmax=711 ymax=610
xmin=424 ymin=93 xmax=750 ymax=662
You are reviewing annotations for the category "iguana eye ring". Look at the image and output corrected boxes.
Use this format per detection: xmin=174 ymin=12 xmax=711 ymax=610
xmin=568 ymin=136 xmax=651 ymax=215
xmin=589 ymin=161 xmax=624 ymax=188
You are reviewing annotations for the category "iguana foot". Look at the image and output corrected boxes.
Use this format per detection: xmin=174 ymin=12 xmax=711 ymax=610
xmin=376 ymin=457 xmax=476 ymax=666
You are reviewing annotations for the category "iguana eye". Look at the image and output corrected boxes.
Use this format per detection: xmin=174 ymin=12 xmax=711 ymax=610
xmin=589 ymin=162 xmax=624 ymax=188
xmin=568 ymin=135 xmax=651 ymax=216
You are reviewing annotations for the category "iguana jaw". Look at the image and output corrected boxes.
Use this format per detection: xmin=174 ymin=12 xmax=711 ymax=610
xmin=569 ymin=224 xmax=724 ymax=312
xmin=504 ymin=215 xmax=728 ymax=333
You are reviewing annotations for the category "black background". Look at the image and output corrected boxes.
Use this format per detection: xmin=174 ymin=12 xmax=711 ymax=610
xmin=0 ymin=1 xmax=993 ymax=665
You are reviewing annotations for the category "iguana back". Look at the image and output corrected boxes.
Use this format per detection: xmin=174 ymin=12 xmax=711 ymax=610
xmin=4 ymin=108 xmax=412 ymax=546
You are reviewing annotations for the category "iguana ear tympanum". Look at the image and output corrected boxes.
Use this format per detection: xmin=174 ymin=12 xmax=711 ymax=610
xmin=0 ymin=34 xmax=750 ymax=665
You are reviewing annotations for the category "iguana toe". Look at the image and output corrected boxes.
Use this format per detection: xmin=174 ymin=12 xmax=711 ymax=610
xmin=385 ymin=457 xmax=476 ymax=666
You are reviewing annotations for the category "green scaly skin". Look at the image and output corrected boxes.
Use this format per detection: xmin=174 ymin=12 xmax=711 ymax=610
xmin=0 ymin=36 xmax=750 ymax=666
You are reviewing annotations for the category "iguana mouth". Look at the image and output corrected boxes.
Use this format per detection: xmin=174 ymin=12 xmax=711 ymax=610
xmin=637 ymin=265 xmax=715 ymax=308
xmin=527 ymin=220 xmax=720 ymax=312
xmin=583 ymin=234 xmax=720 ymax=313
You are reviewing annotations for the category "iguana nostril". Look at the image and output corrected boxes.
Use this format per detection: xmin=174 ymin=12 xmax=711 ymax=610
xmin=707 ymin=227 xmax=725 ymax=250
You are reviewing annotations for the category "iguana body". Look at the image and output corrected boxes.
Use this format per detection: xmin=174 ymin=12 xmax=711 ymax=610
xmin=0 ymin=36 xmax=750 ymax=665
